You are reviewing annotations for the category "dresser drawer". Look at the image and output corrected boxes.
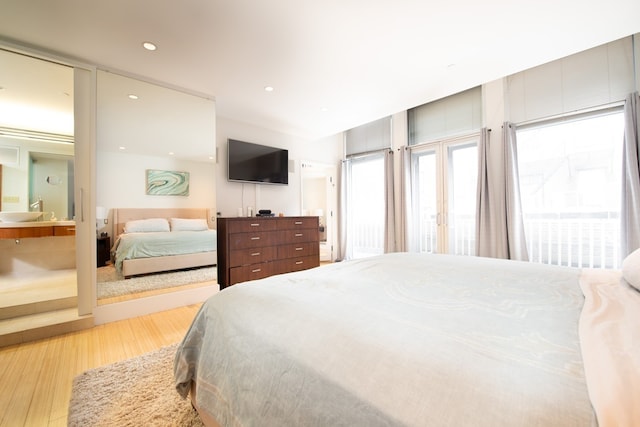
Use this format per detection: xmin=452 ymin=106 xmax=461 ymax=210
xmin=273 ymin=255 xmax=319 ymax=275
xmin=278 ymin=228 xmax=319 ymax=244
xmin=230 ymin=262 xmax=274 ymax=284
xmin=227 ymin=218 xmax=277 ymax=233
xmin=229 ymin=231 xmax=277 ymax=250
xmin=277 ymin=217 xmax=318 ymax=230
xmin=229 ymin=246 xmax=277 ymax=267
xmin=277 ymin=242 xmax=319 ymax=259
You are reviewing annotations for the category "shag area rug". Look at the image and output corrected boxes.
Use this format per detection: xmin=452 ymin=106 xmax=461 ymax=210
xmin=96 ymin=265 xmax=216 ymax=299
xmin=68 ymin=343 xmax=204 ymax=427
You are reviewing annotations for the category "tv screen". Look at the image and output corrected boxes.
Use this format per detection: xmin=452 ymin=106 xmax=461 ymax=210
xmin=228 ymin=139 xmax=288 ymax=185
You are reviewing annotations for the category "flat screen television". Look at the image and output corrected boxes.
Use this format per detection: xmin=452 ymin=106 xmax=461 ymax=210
xmin=227 ymin=139 xmax=288 ymax=185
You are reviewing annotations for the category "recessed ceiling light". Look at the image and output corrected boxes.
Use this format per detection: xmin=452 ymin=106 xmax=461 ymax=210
xmin=264 ymin=86 xmax=274 ymax=92
xmin=128 ymin=94 xmax=139 ymax=100
xmin=168 ymin=151 xmax=174 ymax=156
xmin=142 ymin=41 xmax=157 ymax=51
xmin=320 ymin=107 xmax=329 ymax=112
xmin=119 ymin=146 xmax=126 ymax=150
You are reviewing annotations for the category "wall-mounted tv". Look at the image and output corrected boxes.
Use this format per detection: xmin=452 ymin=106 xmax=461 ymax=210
xmin=227 ymin=139 xmax=288 ymax=185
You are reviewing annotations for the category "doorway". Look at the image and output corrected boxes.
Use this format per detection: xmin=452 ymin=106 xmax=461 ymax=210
xmin=301 ymin=161 xmax=337 ymax=261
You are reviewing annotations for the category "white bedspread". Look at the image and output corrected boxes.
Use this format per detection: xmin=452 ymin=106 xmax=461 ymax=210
xmin=175 ymin=253 xmax=600 ymax=426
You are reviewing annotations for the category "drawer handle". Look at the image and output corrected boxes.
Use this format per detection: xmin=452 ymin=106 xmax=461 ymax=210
xmin=295 ymin=233 xmax=303 ymax=237
xmin=252 ymin=268 xmax=262 ymax=273
xmin=295 ymin=247 xmax=303 ymax=251
xmin=251 ymin=252 xmax=261 ymax=256
xmin=295 ymin=261 xmax=303 ymax=265
xmin=294 ymin=221 xmax=303 ymax=225
xmin=250 ymin=223 xmax=260 ymax=227
xmin=251 ymin=236 xmax=261 ymax=240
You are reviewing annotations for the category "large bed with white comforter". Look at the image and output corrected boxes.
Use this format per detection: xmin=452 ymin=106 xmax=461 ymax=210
xmin=174 ymin=252 xmax=640 ymax=426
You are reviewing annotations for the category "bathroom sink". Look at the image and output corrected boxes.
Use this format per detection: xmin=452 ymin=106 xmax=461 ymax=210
xmin=0 ymin=211 xmax=43 ymax=222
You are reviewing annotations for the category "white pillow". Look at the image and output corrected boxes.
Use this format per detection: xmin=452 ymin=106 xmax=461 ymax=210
xmin=124 ymin=218 xmax=170 ymax=233
xmin=170 ymin=218 xmax=209 ymax=232
xmin=621 ymin=248 xmax=640 ymax=292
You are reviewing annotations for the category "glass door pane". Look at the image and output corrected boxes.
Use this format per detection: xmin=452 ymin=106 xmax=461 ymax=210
xmin=413 ymin=149 xmax=438 ymax=253
xmin=447 ymin=143 xmax=477 ymax=255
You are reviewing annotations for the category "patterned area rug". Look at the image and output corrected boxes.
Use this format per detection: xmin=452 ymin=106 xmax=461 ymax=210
xmin=96 ymin=265 xmax=216 ymax=299
xmin=68 ymin=344 xmax=204 ymax=427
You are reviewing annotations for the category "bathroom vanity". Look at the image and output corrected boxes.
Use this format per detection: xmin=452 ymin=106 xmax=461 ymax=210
xmin=0 ymin=220 xmax=76 ymax=238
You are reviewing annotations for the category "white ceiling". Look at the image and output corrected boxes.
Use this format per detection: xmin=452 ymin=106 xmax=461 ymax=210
xmin=0 ymin=0 xmax=639 ymax=141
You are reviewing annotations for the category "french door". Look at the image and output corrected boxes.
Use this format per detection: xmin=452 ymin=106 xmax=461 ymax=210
xmin=411 ymin=136 xmax=478 ymax=255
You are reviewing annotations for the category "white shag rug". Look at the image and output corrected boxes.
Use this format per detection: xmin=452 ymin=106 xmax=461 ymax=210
xmin=68 ymin=344 xmax=204 ymax=427
xmin=96 ymin=265 xmax=216 ymax=299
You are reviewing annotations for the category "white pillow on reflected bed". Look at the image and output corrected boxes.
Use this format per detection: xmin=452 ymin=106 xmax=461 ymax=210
xmin=124 ymin=218 xmax=170 ymax=233
xmin=170 ymin=218 xmax=209 ymax=231
xmin=621 ymin=248 xmax=640 ymax=292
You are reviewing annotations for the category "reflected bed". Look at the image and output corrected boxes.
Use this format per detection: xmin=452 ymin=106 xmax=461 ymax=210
xmin=112 ymin=208 xmax=217 ymax=279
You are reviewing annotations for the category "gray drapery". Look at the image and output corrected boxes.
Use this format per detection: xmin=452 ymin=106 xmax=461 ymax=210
xmin=398 ymin=146 xmax=413 ymax=252
xmin=475 ymin=125 xmax=528 ymax=260
xmin=383 ymin=149 xmax=396 ymax=253
xmin=621 ymin=92 xmax=640 ymax=256
xmin=475 ymin=128 xmax=499 ymax=257
xmin=336 ymin=159 xmax=350 ymax=261
xmin=503 ymin=123 xmax=529 ymax=261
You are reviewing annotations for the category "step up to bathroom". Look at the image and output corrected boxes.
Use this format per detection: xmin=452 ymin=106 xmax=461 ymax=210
xmin=0 ymin=308 xmax=93 ymax=347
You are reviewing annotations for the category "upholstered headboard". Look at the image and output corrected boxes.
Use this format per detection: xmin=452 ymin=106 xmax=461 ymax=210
xmin=112 ymin=208 xmax=213 ymax=236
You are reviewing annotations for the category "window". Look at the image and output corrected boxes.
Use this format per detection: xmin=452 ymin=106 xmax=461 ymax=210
xmin=516 ymin=109 xmax=624 ymax=268
xmin=347 ymin=153 xmax=385 ymax=259
xmin=411 ymin=137 xmax=478 ymax=255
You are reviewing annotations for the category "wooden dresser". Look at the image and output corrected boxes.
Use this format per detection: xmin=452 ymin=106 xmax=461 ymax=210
xmin=217 ymin=216 xmax=320 ymax=288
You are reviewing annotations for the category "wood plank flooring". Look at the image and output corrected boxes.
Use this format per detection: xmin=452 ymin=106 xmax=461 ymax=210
xmin=0 ymin=303 xmax=202 ymax=427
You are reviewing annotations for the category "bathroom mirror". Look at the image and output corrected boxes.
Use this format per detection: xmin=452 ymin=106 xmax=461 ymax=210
xmin=0 ymin=48 xmax=74 ymax=217
xmin=95 ymin=70 xmax=217 ymax=306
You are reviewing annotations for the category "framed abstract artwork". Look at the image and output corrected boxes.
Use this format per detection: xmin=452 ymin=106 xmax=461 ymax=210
xmin=146 ymin=169 xmax=190 ymax=196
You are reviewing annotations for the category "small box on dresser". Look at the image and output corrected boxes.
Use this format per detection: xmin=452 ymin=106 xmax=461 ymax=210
xmin=217 ymin=216 xmax=320 ymax=289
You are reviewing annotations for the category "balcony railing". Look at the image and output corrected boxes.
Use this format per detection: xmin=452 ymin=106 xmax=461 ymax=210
xmin=350 ymin=211 xmax=621 ymax=269
xmin=523 ymin=212 xmax=620 ymax=269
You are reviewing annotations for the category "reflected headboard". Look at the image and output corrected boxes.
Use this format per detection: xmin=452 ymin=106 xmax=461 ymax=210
xmin=112 ymin=208 xmax=213 ymax=236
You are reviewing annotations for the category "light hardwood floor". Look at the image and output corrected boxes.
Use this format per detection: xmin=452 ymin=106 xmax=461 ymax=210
xmin=0 ymin=303 xmax=202 ymax=427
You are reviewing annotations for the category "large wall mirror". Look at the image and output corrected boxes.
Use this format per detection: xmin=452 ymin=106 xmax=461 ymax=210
xmin=0 ymin=48 xmax=77 ymax=321
xmin=0 ymin=49 xmax=75 ymax=217
xmin=95 ymin=70 xmax=217 ymax=307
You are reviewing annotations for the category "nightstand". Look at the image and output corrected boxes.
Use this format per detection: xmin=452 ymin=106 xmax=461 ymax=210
xmin=97 ymin=235 xmax=111 ymax=267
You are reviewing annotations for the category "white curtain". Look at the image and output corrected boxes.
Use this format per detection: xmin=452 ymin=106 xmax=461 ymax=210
xmin=475 ymin=125 xmax=528 ymax=260
xmin=383 ymin=149 xmax=395 ymax=252
xmin=503 ymin=123 xmax=529 ymax=261
xmin=336 ymin=159 xmax=351 ymax=261
xmin=621 ymin=91 xmax=640 ymax=256
xmin=398 ymin=146 xmax=413 ymax=252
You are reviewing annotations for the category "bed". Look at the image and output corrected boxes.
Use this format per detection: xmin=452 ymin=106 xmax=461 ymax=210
xmin=111 ymin=208 xmax=217 ymax=278
xmin=174 ymin=252 xmax=640 ymax=426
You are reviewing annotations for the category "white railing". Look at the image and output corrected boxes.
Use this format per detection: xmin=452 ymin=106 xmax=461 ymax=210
xmin=524 ymin=213 xmax=620 ymax=269
xmin=350 ymin=212 xmax=620 ymax=269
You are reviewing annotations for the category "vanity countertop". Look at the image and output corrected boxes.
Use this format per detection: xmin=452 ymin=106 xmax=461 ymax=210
xmin=0 ymin=220 xmax=76 ymax=228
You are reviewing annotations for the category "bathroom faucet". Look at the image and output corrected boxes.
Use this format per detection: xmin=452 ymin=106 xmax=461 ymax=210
xmin=30 ymin=196 xmax=43 ymax=212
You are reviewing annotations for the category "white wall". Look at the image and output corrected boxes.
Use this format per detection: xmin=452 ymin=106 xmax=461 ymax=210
xmin=215 ymin=116 xmax=343 ymax=219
